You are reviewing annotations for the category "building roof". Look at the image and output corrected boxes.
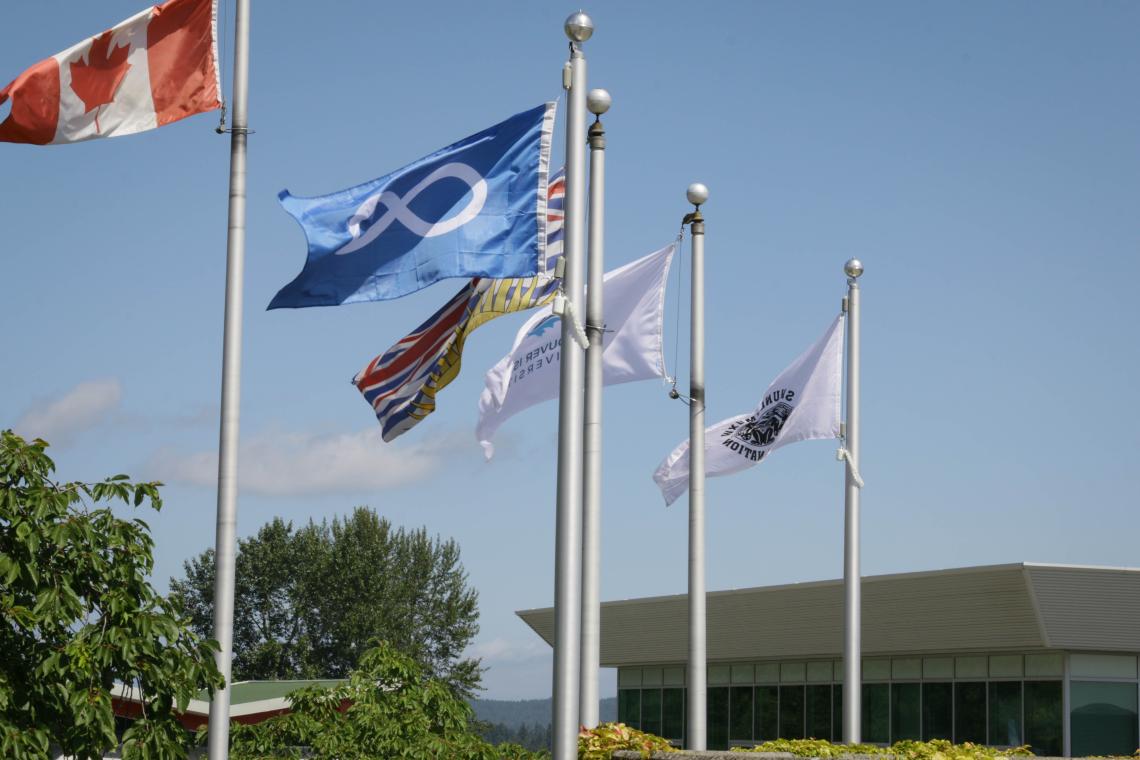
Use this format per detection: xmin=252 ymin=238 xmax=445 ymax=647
xmin=193 ymin=679 xmax=345 ymax=705
xmin=516 ymin=563 xmax=1140 ymax=667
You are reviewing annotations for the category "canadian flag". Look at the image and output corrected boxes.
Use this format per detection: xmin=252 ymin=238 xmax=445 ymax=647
xmin=0 ymin=0 xmax=220 ymax=145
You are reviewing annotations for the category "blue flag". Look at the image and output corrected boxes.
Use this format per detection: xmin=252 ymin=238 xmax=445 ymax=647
xmin=269 ymin=102 xmax=557 ymax=308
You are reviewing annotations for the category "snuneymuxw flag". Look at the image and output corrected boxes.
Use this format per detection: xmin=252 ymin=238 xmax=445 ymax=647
xmin=653 ymin=314 xmax=845 ymax=506
xmin=269 ymin=103 xmax=557 ymax=308
xmin=476 ymin=243 xmax=676 ymax=459
xmin=353 ymin=169 xmax=565 ymax=442
xmin=0 ymin=0 xmax=221 ymax=144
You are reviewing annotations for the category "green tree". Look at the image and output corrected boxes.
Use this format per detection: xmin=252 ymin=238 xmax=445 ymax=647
xmin=0 ymin=431 xmax=222 ymax=760
xmin=171 ymin=507 xmax=483 ymax=697
xmin=220 ymin=642 xmax=543 ymax=760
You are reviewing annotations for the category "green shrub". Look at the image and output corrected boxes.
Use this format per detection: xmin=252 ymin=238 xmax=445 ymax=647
xmin=578 ymin=722 xmax=674 ymax=759
xmin=733 ymin=738 xmax=1035 ymax=758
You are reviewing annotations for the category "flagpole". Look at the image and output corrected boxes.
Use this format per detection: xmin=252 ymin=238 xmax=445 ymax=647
xmin=842 ymin=258 xmax=864 ymax=744
xmin=685 ymin=183 xmax=708 ymax=750
xmin=579 ymin=86 xmax=610 ymax=730
xmin=552 ymin=12 xmax=592 ymax=760
xmin=207 ymin=0 xmax=251 ymax=757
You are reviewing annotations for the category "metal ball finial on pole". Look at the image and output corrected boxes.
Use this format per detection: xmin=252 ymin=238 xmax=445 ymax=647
xmin=684 ymin=182 xmax=708 ymax=751
xmin=565 ymin=11 xmax=594 ymax=43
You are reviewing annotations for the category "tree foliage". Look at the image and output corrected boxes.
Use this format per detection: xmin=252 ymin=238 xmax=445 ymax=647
xmin=219 ymin=641 xmax=543 ymax=760
xmin=170 ymin=507 xmax=483 ymax=697
xmin=0 ymin=431 xmax=222 ymax=760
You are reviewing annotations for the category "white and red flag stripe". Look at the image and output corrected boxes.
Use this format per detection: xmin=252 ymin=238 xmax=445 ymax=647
xmin=0 ymin=0 xmax=221 ymax=145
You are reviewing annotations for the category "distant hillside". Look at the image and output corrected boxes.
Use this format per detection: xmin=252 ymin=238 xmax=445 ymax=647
xmin=471 ymin=696 xmax=616 ymax=729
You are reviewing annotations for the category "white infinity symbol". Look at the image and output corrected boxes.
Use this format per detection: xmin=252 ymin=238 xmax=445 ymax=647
xmin=336 ymin=162 xmax=488 ymax=255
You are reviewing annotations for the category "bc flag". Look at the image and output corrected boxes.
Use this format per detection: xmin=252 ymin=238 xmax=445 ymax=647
xmin=269 ymin=102 xmax=557 ymax=308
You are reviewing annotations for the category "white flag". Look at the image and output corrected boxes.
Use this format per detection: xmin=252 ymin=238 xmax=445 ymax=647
xmin=476 ymin=243 xmax=676 ymax=458
xmin=653 ymin=314 xmax=845 ymax=506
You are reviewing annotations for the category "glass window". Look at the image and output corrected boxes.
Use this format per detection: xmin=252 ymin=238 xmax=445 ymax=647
xmin=618 ymin=668 xmax=641 ymax=688
xmin=663 ymin=666 xmax=685 ymax=686
xmin=1024 ymin=654 xmax=1062 ymax=678
xmin=831 ymin=685 xmax=843 ymax=742
xmin=707 ymin=686 xmax=729 ymax=750
xmin=641 ymin=688 xmax=662 ymax=738
xmin=954 ymin=682 xmax=986 ymax=743
xmin=922 ymin=682 xmax=953 ymax=740
xmin=642 ymin=667 xmax=663 ymax=686
xmin=988 ymin=681 xmax=1022 ymax=746
xmin=662 ymin=688 xmax=684 ymax=741
xmin=709 ymin=664 xmax=731 ymax=685
xmin=862 ymin=683 xmax=889 ymax=743
xmin=1070 ymin=654 xmax=1138 ymax=679
xmin=1071 ymin=681 xmax=1139 ymax=757
xmin=956 ymin=655 xmax=987 ymax=678
xmin=891 ymin=683 xmax=921 ymax=741
xmin=806 ymin=684 xmax=831 ymax=740
xmin=892 ymin=658 xmax=922 ymax=680
xmin=989 ymin=655 xmax=1023 ymax=678
xmin=756 ymin=685 xmax=778 ymax=740
xmin=756 ymin=663 xmax=779 ymax=683
xmin=1023 ymin=681 xmax=1061 ymax=756
xmin=807 ymin=661 xmax=832 ymax=683
xmin=779 ymin=685 xmax=805 ymax=739
xmin=781 ymin=662 xmax=805 ymax=683
xmin=923 ymin=657 xmax=954 ymax=679
xmin=863 ymin=658 xmax=890 ymax=681
xmin=618 ymin=688 xmax=641 ymax=729
xmin=729 ymin=686 xmax=753 ymax=741
xmin=732 ymin=664 xmax=754 ymax=684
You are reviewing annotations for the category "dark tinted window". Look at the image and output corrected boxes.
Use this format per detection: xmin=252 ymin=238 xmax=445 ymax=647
xmin=806 ymin=685 xmax=831 ymax=740
xmin=729 ymin=686 xmax=753 ymax=741
xmin=922 ymin=682 xmax=953 ymax=740
xmin=618 ymin=689 xmax=641 ymax=729
xmin=707 ymin=687 xmax=729 ymax=750
xmin=862 ymin=684 xmax=889 ymax=743
xmin=954 ymin=682 xmax=987 ymax=743
xmin=756 ymin=685 xmax=779 ymax=740
xmin=779 ymin=685 xmax=805 ymax=739
xmin=892 ymin=683 xmax=921 ymax=741
xmin=988 ymin=681 xmax=1022 ymax=746
xmin=662 ymin=688 xmax=684 ymax=742
xmin=1023 ymin=681 xmax=1061 ymax=756
xmin=641 ymin=688 xmax=662 ymax=738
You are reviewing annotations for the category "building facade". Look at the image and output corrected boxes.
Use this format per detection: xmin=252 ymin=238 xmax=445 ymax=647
xmin=518 ymin=563 xmax=1140 ymax=756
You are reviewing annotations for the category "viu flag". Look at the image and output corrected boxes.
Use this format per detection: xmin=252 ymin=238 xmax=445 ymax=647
xmin=653 ymin=314 xmax=845 ymax=506
xmin=269 ymin=102 xmax=557 ymax=308
xmin=476 ymin=243 xmax=676 ymax=459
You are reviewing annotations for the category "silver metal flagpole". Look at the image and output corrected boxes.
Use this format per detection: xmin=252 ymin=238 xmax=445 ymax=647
xmin=842 ymin=258 xmax=864 ymax=744
xmin=207 ymin=0 xmax=251 ymax=757
xmin=685 ymin=183 xmax=708 ymax=750
xmin=579 ymin=86 xmax=610 ymax=730
xmin=552 ymin=11 xmax=592 ymax=760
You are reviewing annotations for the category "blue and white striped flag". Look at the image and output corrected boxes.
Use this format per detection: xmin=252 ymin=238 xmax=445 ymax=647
xmin=270 ymin=103 xmax=557 ymax=308
xmin=352 ymin=169 xmax=565 ymax=441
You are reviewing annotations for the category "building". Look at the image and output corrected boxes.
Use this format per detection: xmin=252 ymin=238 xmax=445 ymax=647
xmin=518 ymin=563 xmax=1140 ymax=756
xmin=111 ymin=679 xmax=345 ymax=730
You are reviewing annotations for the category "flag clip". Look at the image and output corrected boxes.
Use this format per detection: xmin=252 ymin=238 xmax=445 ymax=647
xmin=837 ymin=447 xmax=864 ymax=488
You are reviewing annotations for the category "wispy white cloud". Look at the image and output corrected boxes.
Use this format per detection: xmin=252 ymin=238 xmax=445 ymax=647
xmin=147 ymin=428 xmax=463 ymax=496
xmin=12 ymin=378 xmax=122 ymax=445
xmin=468 ymin=637 xmax=548 ymax=664
xmin=467 ymin=636 xmax=554 ymax=700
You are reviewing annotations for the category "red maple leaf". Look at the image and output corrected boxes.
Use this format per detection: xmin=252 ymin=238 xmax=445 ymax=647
xmin=69 ymin=30 xmax=132 ymax=134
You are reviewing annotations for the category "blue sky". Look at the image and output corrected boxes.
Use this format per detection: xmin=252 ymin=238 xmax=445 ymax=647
xmin=3 ymin=1 xmax=1138 ymax=700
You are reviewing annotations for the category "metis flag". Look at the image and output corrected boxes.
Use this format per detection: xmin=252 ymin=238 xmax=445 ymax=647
xmin=476 ymin=243 xmax=677 ymax=459
xmin=653 ymin=314 xmax=845 ymax=506
xmin=269 ymin=103 xmax=557 ymax=308
xmin=0 ymin=0 xmax=221 ymax=145
xmin=352 ymin=169 xmax=565 ymax=442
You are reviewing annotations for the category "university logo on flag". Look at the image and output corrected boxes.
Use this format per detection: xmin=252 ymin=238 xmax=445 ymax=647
xmin=353 ymin=170 xmax=565 ymax=442
xmin=269 ymin=103 xmax=557 ymax=308
xmin=653 ymin=314 xmax=845 ymax=506
xmin=0 ymin=0 xmax=221 ymax=145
